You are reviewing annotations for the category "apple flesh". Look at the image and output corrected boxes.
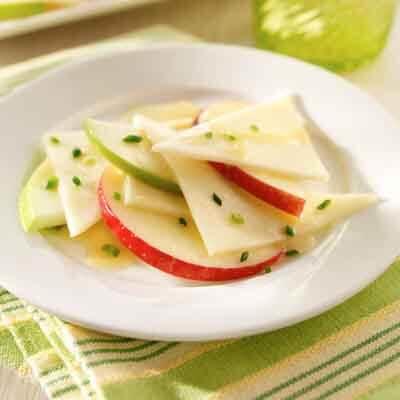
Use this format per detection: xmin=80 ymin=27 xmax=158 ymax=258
xmin=210 ymin=162 xmax=306 ymax=217
xmin=99 ymin=168 xmax=283 ymax=281
xmin=85 ymin=119 xmax=182 ymax=195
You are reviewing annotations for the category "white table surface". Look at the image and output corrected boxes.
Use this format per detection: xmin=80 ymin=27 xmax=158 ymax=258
xmin=0 ymin=2 xmax=398 ymax=399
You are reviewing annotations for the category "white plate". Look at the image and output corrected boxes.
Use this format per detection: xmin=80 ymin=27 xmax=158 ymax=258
xmin=1 ymin=44 xmax=400 ymax=341
xmin=0 ymin=0 xmax=160 ymax=39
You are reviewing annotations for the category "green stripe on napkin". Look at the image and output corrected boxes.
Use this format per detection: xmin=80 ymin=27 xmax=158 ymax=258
xmin=0 ymin=25 xmax=399 ymax=400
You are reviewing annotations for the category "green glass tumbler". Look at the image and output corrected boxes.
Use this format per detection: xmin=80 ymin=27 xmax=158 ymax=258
xmin=253 ymin=0 xmax=397 ymax=72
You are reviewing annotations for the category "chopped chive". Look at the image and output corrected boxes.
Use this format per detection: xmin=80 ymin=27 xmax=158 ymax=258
xmin=50 ymin=136 xmax=60 ymax=144
xmin=212 ymin=193 xmax=222 ymax=206
xmin=45 ymin=176 xmax=58 ymax=191
xmin=250 ymin=124 xmax=259 ymax=132
xmin=223 ymin=134 xmax=237 ymax=141
xmin=240 ymin=251 xmax=249 ymax=263
xmin=286 ymin=249 xmax=300 ymax=257
xmin=72 ymin=176 xmax=81 ymax=187
xmin=101 ymin=244 xmax=120 ymax=257
xmin=230 ymin=213 xmax=245 ymax=225
xmin=178 ymin=217 xmax=188 ymax=227
xmin=83 ymin=157 xmax=97 ymax=166
xmin=50 ymin=225 xmax=64 ymax=232
xmin=204 ymin=131 xmax=213 ymax=139
xmin=72 ymin=147 xmax=82 ymax=159
xmin=284 ymin=225 xmax=295 ymax=237
xmin=113 ymin=192 xmax=121 ymax=201
xmin=265 ymin=267 xmax=272 ymax=274
xmin=317 ymin=199 xmax=332 ymax=210
xmin=123 ymin=134 xmax=143 ymax=143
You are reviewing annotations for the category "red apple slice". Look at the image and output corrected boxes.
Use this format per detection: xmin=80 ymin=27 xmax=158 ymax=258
xmin=209 ymin=162 xmax=306 ymax=217
xmin=98 ymin=167 xmax=284 ymax=281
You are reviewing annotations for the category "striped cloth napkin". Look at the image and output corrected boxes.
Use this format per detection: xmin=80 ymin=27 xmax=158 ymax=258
xmin=1 ymin=25 xmax=400 ymax=400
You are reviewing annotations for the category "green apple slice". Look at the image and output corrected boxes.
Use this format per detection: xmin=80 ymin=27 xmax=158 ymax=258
xmin=84 ymin=119 xmax=181 ymax=195
xmin=19 ymin=159 xmax=65 ymax=232
xmin=154 ymin=95 xmax=329 ymax=181
xmin=123 ymin=176 xmax=189 ymax=218
xmin=43 ymin=131 xmax=105 ymax=237
xmin=0 ymin=0 xmax=77 ymax=20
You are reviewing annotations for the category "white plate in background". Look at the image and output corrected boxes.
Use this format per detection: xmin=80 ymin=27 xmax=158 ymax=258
xmin=0 ymin=0 xmax=160 ymax=39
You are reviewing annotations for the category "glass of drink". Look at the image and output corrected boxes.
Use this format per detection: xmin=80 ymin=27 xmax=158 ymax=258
xmin=253 ymin=0 xmax=397 ymax=72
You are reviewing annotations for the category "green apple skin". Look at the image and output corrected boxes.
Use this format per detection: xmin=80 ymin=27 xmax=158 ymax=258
xmin=84 ymin=120 xmax=182 ymax=196
xmin=19 ymin=160 xmax=66 ymax=232
xmin=0 ymin=3 xmax=47 ymax=20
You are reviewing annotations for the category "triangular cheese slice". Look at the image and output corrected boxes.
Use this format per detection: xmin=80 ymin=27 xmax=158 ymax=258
xmin=154 ymin=95 xmax=329 ymax=181
xmin=121 ymin=101 xmax=201 ymax=130
xmin=295 ymin=193 xmax=378 ymax=235
xmin=135 ymin=116 xmax=378 ymax=254
xmin=134 ymin=116 xmax=289 ymax=255
xmin=43 ymin=131 xmax=105 ymax=237
xmin=198 ymin=101 xmax=250 ymax=123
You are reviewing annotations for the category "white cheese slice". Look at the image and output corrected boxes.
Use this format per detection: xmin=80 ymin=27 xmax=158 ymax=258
xmin=198 ymin=101 xmax=250 ymax=123
xmin=121 ymin=101 xmax=200 ymax=128
xmin=43 ymin=131 xmax=105 ymax=237
xmin=134 ymin=116 xmax=289 ymax=255
xmin=123 ymin=176 xmax=190 ymax=218
xmin=295 ymin=193 xmax=378 ymax=235
xmin=105 ymin=167 xmax=282 ymax=268
xmin=135 ymin=116 xmax=378 ymax=255
xmin=154 ymin=95 xmax=329 ymax=181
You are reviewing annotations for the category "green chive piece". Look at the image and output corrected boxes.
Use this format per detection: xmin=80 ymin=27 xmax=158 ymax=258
xmin=123 ymin=134 xmax=143 ymax=143
xmin=72 ymin=147 xmax=82 ymax=158
xmin=223 ymin=134 xmax=237 ymax=141
xmin=204 ymin=131 xmax=213 ymax=139
xmin=284 ymin=225 xmax=295 ymax=237
xmin=317 ymin=199 xmax=332 ymax=210
xmin=72 ymin=176 xmax=81 ymax=187
xmin=51 ymin=225 xmax=64 ymax=232
xmin=250 ymin=124 xmax=259 ymax=132
xmin=212 ymin=193 xmax=222 ymax=206
xmin=265 ymin=267 xmax=272 ymax=274
xmin=101 ymin=244 xmax=120 ymax=258
xmin=113 ymin=192 xmax=121 ymax=201
xmin=50 ymin=136 xmax=60 ymax=144
xmin=83 ymin=157 xmax=97 ymax=166
xmin=286 ymin=249 xmax=300 ymax=257
xmin=240 ymin=251 xmax=249 ymax=263
xmin=178 ymin=217 xmax=188 ymax=227
xmin=230 ymin=213 xmax=245 ymax=225
xmin=45 ymin=176 xmax=58 ymax=191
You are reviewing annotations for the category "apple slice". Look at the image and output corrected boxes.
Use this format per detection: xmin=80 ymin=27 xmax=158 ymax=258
xmin=210 ymin=162 xmax=306 ymax=217
xmin=99 ymin=167 xmax=283 ymax=281
xmin=43 ymin=131 xmax=105 ymax=237
xmin=84 ymin=119 xmax=181 ymax=194
xmin=19 ymin=159 xmax=65 ymax=232
xmin=123 ymin=176 xmax=190 ymax=218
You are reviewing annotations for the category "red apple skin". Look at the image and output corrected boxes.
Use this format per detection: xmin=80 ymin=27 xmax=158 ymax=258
xmin=98 ymin=178 xmax=283 ymax=281
xmin=210 ymin=162 xmax=305 ymax=217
